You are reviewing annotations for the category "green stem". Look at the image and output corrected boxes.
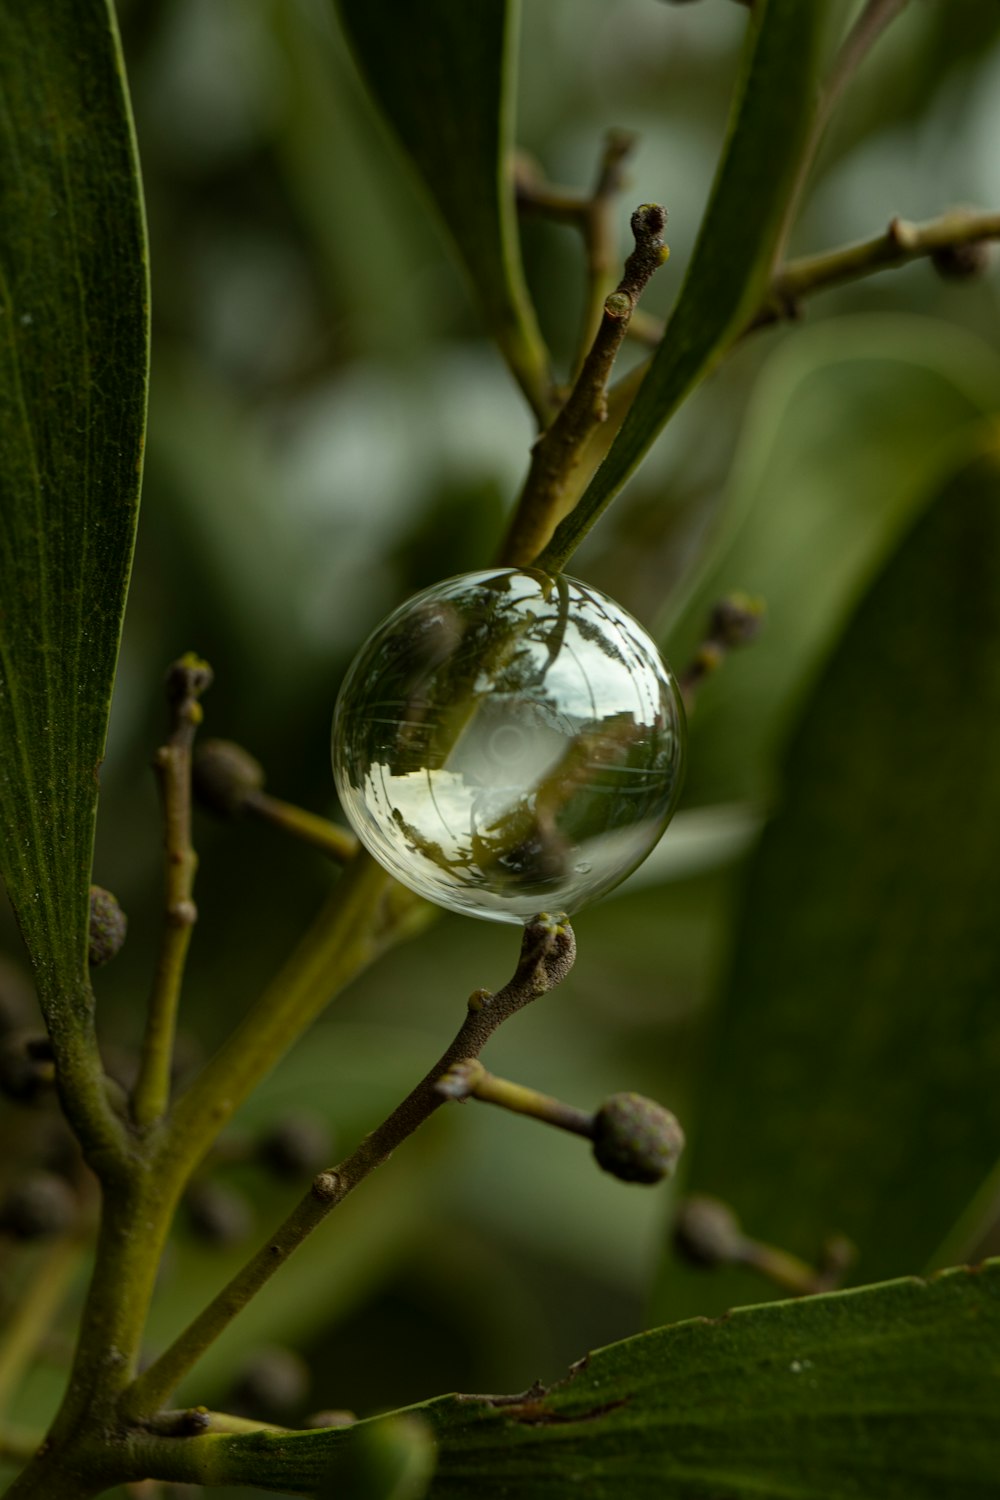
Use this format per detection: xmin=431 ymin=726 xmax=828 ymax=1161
xmin=517 ymin=130 xmax=639 ymax=382
xmin=6 ymin=1166 xmax=182 ymax=1498
xmin=766 ymin=208 xmax=1000 ymax=314
xmin=122 ymin=916 xmax=575 ymax=1417
xmin=133 ymin=656 xmax=213 ymax=1128
xmin=112 ymin=1413 xmax=433 ymax=1494
xmin=438 ymin=1059 xmax=594 ymax=1138
xmin=740 ymin=1240 xmax=820 ymax=1297
xmin=45 ymin=991 xmax=129 ymax=1178
xmin=245 ymin=788 xmax=357 ymax=863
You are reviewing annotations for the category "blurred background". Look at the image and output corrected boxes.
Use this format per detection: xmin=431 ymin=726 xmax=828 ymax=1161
xmin=3 ymin=1 xmax=1000 ymax=1493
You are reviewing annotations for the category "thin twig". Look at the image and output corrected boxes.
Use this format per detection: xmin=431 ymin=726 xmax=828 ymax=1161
xmin=122 ymin=916 xmax=575 ymax=1418
xmin=499 ymin=205 xmax=669 ymax=567
xmin=516 ymin=129 xmax=638 ymax=378
xmin=244 ymin=790 xmax=357 ymax=863
xmin=437 ymin=1059 xmax=594 ymax=1137
xmin=762 ymin=208 xmax=1000 ymax=321
xmin=132 ymin=656 xmax=213 ymax=1129
xmin=678 ymin=595 xmax=766 ymax=714
xmin=630 ymin=206 xmax=1000 ymax=349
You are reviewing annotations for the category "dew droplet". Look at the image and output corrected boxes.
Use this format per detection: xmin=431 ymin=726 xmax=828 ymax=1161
xmin=332 ymin=568 xmax=686 ymax=923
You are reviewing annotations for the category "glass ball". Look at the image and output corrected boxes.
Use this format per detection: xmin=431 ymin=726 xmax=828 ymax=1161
xmin=332 ymin=569 xmax=685 ymax=924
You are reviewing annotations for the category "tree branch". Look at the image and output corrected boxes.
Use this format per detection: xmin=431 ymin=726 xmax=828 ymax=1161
xmin=499 ymin=205 xmax=669 ymax=567
xmin=122 ymin=916 xmax=575 ymax=1418
xmin=762 ymin=208 xmax=1000 ymax=320
xmin=132 ymin=656 xmax=212 ymax=1128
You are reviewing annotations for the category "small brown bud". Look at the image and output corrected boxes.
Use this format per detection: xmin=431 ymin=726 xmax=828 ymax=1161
xmin=673 ymin=1194 xmax=746 ymax=1267
xmin=166 ymin=653 xmax=213 ymax=706
xmin=591 ymin=1093 xmax=685 ymax=1185
xmin=88 ymin=886 xmax=127 ymax=967
xmin=709 ymin=594 xmax=765 ymax=649
xmin=193 ymin=739 xmax=266 ymax=817
xmin=931 ymin=239 xmax=992 ymax=281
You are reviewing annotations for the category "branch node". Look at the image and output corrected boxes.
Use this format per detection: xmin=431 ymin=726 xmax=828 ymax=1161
xmin=435 ymin=1059 xmax=484 ymax=1100
xmin=311 ymin=1171 xmax=340 ymax=1203
xmin=887 ymin=214 xmax=917 ymax=251
xmin=513 ymin=913 xmax=577 ymax=998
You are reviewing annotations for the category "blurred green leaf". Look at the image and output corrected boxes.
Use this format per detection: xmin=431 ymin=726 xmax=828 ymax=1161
xmin=0 ymin=3 xmax=147 ymax=1002
xmin=657 ymin=435 xmax=1000 ymax=1319
xmin=179 ymin=1263 xmax=1000 ymax=1499
xmin=539 ymin=0 xmax=831 ymax=569
xmin=665 ymin=314 xmax=1000 ymax=806
xmin=334 ymin=0 xmax=550 ymax=421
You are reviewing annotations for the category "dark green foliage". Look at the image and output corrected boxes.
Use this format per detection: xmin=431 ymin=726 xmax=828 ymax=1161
xmin=661 ymin=441 xmax=1000 ymax=1317
xmin=0 ymin=0 xmax=147 ymax=1005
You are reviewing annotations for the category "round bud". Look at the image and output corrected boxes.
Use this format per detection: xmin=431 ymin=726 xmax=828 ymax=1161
xmin=709 ymin=593 xmax=765 ymax=649
xmin=931 ymin=240 xmax=992 ymax=282
xmin=193 ymin=739 xmax=266 ymax=817
xmin=673 ymin=1194 xmax=745 ymax=1268
xmin=256 ymin=1114 xmax=332 ymax=1178
xmin=0 ymin=1172 xmax=78 ymax=1239
xmin=166 ymin=653 xmax=213 ymax=705
xmin=591 ymin=1093 xmax=685 ymax=1185
xmin=88 ymin=886 xmax=127 ymax=968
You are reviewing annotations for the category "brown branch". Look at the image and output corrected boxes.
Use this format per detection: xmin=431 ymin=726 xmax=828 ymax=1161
xmin=121 ymin=916 xmax=576 ymax=1418
xmin=499 ymin=204 xmax=669 ymax=567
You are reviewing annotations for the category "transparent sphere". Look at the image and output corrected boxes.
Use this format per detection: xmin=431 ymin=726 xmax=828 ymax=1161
xmin=332 ymin=569 xmax=685 ymax=923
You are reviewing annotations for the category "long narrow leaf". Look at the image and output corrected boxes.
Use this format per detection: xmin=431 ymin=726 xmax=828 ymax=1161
xmin=0 ymin=1 xmax=148 ymax=1009
xmin=539 ymin=0 xmax=832 ymax=570
xmin=335 ymin=0 xmax=551 ymax=422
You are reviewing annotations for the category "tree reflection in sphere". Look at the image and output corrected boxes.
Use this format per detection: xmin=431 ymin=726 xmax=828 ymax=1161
xmin=332 ymin=569 xmax=686 ymax=923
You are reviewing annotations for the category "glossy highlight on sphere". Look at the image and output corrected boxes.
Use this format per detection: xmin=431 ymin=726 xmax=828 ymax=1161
xmin=332 ymin=569 xmax=686 ymax=923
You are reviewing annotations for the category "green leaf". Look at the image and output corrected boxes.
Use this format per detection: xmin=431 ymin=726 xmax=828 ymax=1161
xmin=538 ymin=0 xmax=832 ymax=571
xmin=158 ymin=1263 xmax=1000 ymax=1498
xmin=0 ymin=2 xmax=148 ymax=1011
xmin=658 ymin=436 xmax=1000 ymax=1319
xmin=334 ymin=0 xmax=551 ymax=422
xmin=663 ymin=314 xmax=1000 ymax=807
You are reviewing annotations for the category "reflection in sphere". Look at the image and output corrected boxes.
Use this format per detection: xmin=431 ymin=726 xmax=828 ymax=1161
xmin=332 ymin=569 xmax=686 ymax=923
